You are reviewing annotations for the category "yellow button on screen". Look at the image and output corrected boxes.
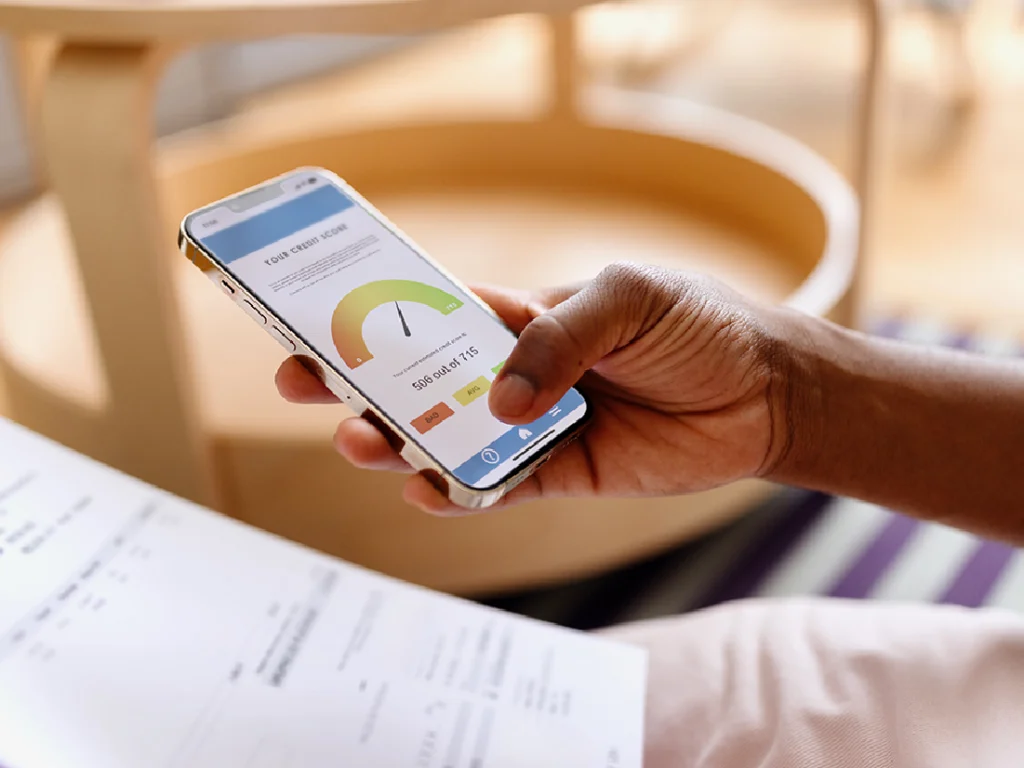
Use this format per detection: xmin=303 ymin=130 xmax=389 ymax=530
xmin=453 ymin=376 xmax=491 ymax=407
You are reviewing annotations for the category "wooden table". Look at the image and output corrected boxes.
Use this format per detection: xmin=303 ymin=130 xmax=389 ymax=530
xmin=0 ymin=0 xmax=886 ymax=594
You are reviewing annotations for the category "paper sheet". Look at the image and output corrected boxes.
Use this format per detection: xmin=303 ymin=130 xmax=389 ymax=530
xmin=0 ymin=420 xmax=646 ymax=767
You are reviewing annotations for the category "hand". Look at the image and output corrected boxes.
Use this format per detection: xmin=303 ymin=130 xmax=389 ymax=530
xmin=276 ymin=263 xmax=793 ymax=515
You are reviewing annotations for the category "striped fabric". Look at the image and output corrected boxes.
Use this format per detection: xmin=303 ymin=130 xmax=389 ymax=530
xmin=483 ymin=317 xmax=1024 ymax=630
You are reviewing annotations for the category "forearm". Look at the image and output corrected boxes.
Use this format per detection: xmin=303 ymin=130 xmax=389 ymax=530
xmin=768 ymin=311 xmax=1024 ymax=542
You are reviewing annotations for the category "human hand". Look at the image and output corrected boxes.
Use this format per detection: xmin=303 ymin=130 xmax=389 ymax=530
xmin=276 ymin=263 xmax=793 ymax=515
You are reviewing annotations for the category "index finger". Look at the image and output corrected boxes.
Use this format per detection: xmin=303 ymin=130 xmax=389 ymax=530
xmin=275 ymin=356 xmax=340 ymax=404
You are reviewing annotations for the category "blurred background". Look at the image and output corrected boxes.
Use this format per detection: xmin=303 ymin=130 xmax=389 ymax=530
xmin=1 ymin=0 xmax=1022 ymax=326
xmin=0 ymin=0 xmax=1022 ymax=626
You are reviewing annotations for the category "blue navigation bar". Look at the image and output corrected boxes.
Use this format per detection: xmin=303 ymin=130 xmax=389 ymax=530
xmin=453 ymin=389 xmax=587 ymax=488
xmin=199 ymin=184 xmax=354 ymax=264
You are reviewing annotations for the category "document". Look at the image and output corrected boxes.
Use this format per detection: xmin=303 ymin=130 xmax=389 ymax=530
xmin=0 ymin=419 xmax=646 ymax=767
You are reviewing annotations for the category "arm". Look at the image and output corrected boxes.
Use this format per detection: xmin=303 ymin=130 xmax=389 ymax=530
xmin=770 ymin=313 xmax=1024 ymax=542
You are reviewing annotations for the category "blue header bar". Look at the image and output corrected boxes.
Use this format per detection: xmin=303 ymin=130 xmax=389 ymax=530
xmin=198 ymin=184 xmax=354 ymax=264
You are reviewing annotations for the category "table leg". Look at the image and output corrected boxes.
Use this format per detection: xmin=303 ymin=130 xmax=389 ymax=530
xmin=10 ymin=34 xmax=58 ymax=184
xmin=39 ymin=43 xmax=218 ymax=507
xmin=548 ymin=12 xmax=580 ymax=121
xmin=846 ymin=0 xmax=889 ymax=327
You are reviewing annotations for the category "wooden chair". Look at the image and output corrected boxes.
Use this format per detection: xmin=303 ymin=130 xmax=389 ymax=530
xmin=0 ymin=0 xmax=886 ymax=595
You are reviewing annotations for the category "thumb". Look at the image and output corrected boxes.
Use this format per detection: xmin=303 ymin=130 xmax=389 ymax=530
xmin=489 ymin=263 xmax=679 ymax=423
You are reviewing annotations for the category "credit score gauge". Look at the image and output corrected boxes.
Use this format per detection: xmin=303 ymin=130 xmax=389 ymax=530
xmin=331 ymin=279 xmax=464 ymax=368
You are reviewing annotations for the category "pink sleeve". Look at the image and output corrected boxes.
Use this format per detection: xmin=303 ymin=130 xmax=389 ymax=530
xmin=603 ymin=598 xmax=1024 ymax=768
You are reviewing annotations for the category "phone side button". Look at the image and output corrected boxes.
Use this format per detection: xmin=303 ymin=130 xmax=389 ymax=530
xmin=270 ymin=325 xmax=296 ymax=352
xmin=242 ymin=300 xmax=267 ymax=324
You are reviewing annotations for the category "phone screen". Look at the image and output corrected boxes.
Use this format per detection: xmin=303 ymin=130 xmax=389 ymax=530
xmin=186 ymin=171 xmax=588 ymax=490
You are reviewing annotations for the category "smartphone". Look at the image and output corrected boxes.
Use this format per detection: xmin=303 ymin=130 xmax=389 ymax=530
xmin=178 ymin=167 xmax=591 ymax=508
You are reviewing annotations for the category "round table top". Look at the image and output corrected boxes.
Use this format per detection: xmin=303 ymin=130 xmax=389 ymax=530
xmin=0 ymin=0 xmax=596 ymax=41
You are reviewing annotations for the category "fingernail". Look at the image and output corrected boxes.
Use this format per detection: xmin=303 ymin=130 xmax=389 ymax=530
xmin=490 ymin=373 xmax=536 ymax=419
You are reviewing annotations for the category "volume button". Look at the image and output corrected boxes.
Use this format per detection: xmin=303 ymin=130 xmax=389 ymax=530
xmin=270 ymin=325 xmax=296 ymax=352
xmin=242 ymin=300 xmax=267 ymax=324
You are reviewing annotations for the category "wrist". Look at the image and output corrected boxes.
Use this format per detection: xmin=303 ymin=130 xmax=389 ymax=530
xmin=757 ymin=307 xmax=837 ymax=486
xmin=754 ymin=306 xmax=1024 ymax=528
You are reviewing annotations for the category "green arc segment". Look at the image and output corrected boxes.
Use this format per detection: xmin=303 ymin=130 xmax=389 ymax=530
xmin=331 ymin=279 xmax=463 ymax=369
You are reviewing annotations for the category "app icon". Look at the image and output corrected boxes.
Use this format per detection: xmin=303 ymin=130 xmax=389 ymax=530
xmin=481 ymin=448 xmax=500 ymax=465
xmin=518 ymin=428 xmax=533 ymax=440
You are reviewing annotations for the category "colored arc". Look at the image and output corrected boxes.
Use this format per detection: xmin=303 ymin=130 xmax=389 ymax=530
xmin=331 ymin=279 xmax=464 ymax=368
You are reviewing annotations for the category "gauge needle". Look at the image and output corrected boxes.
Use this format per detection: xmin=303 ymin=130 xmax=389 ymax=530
xmin=395 ymin=302 xmax=412 ymax=337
